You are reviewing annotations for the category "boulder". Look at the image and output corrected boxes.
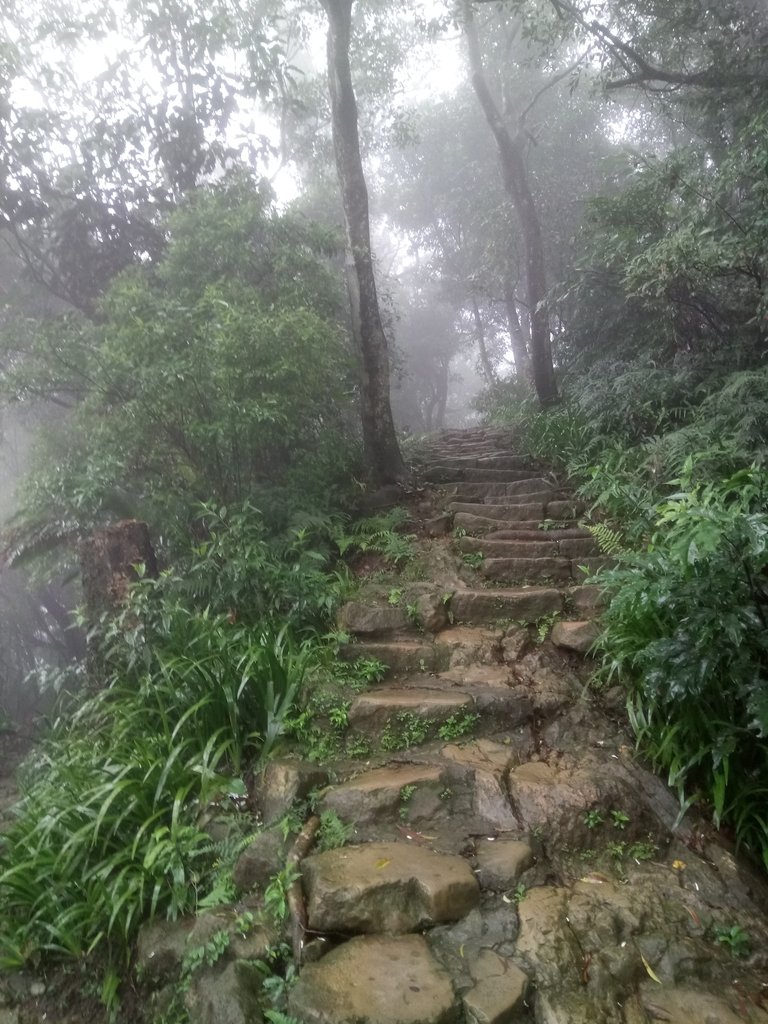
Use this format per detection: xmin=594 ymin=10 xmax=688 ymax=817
xmin=184 ymin=961 xmax=264 ymax=1024
xmin=232 ymin=828 xmax=287 ymax=891
xmin=254 ymin=759 xmax=329 ymax=825
xmin=550 ymin=620 xmax=599 ymax=654
xmin=414 ymin=592 xmax=450 ymax=632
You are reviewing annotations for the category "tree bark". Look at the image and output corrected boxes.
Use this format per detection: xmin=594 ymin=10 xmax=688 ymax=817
xmin=80 ymin=519 xmax=158 ymax=689
xmin=463 ymin=3 xmax=558 ymax=407
xmin=434 ymin=357 xmax=449 ymax=429
xmin=503 ymin=279 xmax=533 ymax=381
xmin=470 ymin=296 xmax=497 ymax=387
xmin=320 ymin=0 xmax=406 ymax=484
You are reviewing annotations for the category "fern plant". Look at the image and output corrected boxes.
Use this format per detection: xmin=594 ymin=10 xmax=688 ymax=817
xmin=585 ymin=523 xmax=628 ymax=557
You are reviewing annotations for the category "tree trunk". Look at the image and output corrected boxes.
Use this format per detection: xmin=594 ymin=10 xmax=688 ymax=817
xmin=503 ymin=278 xmax=533 ymax=381
xmin=320 ymin=0 xmax=406 ymax=484
xmin=464 ymin=3 xmax=558 ymax=407
xmin=80 ymin=519 xmax=158 ymax=688
xmin=434 ymin=358 xmax=449 ymax=430
xmin=470 ymin=296 xmax=497 ymax=386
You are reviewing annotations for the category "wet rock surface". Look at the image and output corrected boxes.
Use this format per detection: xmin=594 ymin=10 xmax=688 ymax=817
xmin=287 ymin=428 xmax=768 ymax=1024
xmin=302 ymin=841 xmax=480 ymax=934
xmin=288 ymin=935 xmax=460 ymax=1024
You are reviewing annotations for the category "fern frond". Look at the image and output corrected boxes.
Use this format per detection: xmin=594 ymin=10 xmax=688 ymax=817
xmin=586 ymin=522 xmax=628 ymax=556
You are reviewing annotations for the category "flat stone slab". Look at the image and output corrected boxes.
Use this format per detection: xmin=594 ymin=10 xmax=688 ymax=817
xmin=342 ymin=641 xmax=450 ymax=677
xmin=339 ymin=601 xmax=410 ymax=636
xmin=452 ymin=512 xmax=547 ymax=534
xmin=440 ymin=738 xmax=518 ymax=774
xmin=458 ymin=537 xmax=560 ymax=559
xmin=320 ymin=763 xmax=443 ymax=824
xmin=349 ymin=689 xmax=472 ymax=734
xmin=288 ymin=935 xmax=459 ymax=1024
xmin=451 ymin=502 xmax=545 ymax=522
xmin=482 ymin=557 xmax=572 ymax=582
xmin=567 ymin=585 xmax=606 ymax=613
xmin=302 ymin=841 xmax=480 ymax=933
xmin=450 ymin=588 xmax=563 ymax=624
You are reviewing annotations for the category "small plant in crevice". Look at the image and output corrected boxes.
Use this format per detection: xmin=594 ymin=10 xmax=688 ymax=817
xmin=381 ymin=712 xmax=430 ymax=752
xmin=583 ymin=809 xmax=604 ymax=830
xmin=437 ymin=712 xmax=480 ymax=742
xmin=334 ymin=507 xmax=416 ymax=567
xmin=611 ymin=810 xmax=630 ymax=830
xmin=399 ymin=784 xmax=419 ymax=819
xmin=316 ymin=810 xmax=354 ymax=852
xmin=264 ymin=867 xmax=301 ymax=926
xmin=713 ymin=923 xmax=752 ymax=958
xmin=181 ymin=929 xmax=231 ymax=977
xmin=535 ymin=612 xmax=560 ymax=645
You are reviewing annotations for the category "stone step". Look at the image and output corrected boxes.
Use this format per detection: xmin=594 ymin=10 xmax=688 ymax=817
xmin=428 ymin=454 xmax=534 ymax=471
xmin=318 ymin=762 xmax=446 ymax=824
xmin=341 ymin=640 xmax=451 ymax=677
xmin=450 ymin=501 xmax=546 ymax=522
xmin=450 ymin=499 xmax=586 ymax=521
xmin=445 ymin=480 xmax=554 ymax=501
xmin=453 ymin=511 xmax=558 ymax=533
xmin=482 ymin=556 xmax=574 ymax=583
xmin=348 ymin=676 xmax=533 ymax=742
xmin=458 ymin=536 xmax=599 ymax=559
xmin=482 ymin=556 xmax=613 ymax=584
xmin=426 ymin=466 xmax=542 ymax=484
xmin=289 ymin=935 xmax=462 ymax=1024
xmin=487 ymin=527 xmax=592 ymax=541
xmin=449 ymin=587 xmax=564 ymax=623
xmin=463 ymin=468 xmax=546 ymax=482
xmin=300 ymin=841 xmax=480 ymax=934
xmin=348 ymin=687 xmax=473 ymax=736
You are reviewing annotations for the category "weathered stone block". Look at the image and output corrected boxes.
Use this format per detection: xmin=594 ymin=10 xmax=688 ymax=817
xmin=288 ymin=935 xmax=460 ymax=1024
xmin=302 ymin=841 xmax=480 ymax=933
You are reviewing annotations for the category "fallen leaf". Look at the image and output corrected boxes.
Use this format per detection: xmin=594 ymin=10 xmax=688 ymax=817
xmin=671 ymin=859 xmax=686 ymax=871
xmin=640 ymin=952 xmax=662 ymax=984
xmin=375 ymin=858 xmax=391 ymax=869
xmin=685 ymin=906 xmax=701 ymax=927
xmin=579 ymin=872 xmax=611 ymax=885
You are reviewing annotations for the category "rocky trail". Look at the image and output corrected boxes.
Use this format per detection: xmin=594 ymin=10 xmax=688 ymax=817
xmin=278 ymin=428 xmax=768 ymax=1024
xmin=6 ymin=427 xmax=768 ymax=1024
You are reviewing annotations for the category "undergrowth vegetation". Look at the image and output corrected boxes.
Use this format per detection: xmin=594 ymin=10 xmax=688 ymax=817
xmin=0 ymin=500 xmax=415 ymax=1002
xmin=484 ymin=363 xmax=768 ymax=869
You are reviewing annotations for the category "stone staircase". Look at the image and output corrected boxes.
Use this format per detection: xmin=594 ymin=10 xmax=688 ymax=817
xmin=140 ymin=428 xmax=768 ymax=1024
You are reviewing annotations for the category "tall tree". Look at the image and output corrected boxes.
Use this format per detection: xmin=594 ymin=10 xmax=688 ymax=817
xmin=320 ymin=0 xmax=406 ymax=484
xmin=462 ymin=1 xmax=558 ymax=406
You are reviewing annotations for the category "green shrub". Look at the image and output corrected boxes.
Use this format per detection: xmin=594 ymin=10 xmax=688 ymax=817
xmin=594 ymin=465 xmax=768 ymax=867
xmin=0 ymin=503 xmax=342 ymax=985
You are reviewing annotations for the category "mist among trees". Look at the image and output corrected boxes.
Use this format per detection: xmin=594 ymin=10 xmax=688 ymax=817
xmin=1 ymin=0 xmax=768 ymax=1017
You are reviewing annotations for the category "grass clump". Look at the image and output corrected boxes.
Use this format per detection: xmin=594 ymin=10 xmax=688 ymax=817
xmin=0 ymin=502 xmax=347 ymax=1000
